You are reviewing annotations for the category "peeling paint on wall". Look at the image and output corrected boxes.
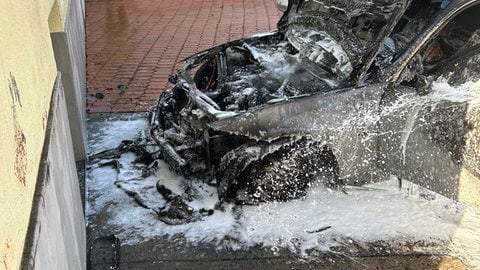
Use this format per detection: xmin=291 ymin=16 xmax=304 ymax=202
xmin=42 ymin=110 xmax=48 ymax=131
xmin=1 ymin=239 xmax=13 ymax=270
xmin=8 ymin=74 xmax=27 ymax=187
xmin=8 ymin=74 xmax=22 ymax=107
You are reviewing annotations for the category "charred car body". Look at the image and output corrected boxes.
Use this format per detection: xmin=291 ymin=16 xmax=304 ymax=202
xmin=146 ymin=0 xmax=480 ymax=204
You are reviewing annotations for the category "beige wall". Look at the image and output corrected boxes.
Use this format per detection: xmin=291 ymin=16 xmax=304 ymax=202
xmin=0 ymin=0 xmax=71 ymax=269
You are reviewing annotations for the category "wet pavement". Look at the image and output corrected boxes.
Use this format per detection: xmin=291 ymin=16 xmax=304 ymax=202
xmin=86 ymin=0 xmax=282 ymax=113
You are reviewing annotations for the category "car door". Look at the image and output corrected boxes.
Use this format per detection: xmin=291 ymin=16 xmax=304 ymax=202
xmin=377 ymin=0 xmax=480 ymax=201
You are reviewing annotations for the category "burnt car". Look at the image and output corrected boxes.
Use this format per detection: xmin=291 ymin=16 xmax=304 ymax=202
xmin=146 ymin=0 xmax=480 ymax=204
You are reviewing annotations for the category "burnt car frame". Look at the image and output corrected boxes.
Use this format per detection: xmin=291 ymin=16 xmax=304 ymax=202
xmin=147 ymin=0 xmax=480 ymax=204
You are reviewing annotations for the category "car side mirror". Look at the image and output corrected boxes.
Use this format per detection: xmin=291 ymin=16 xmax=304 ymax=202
xmin=275 ymin=0 xmax=288 ymax=12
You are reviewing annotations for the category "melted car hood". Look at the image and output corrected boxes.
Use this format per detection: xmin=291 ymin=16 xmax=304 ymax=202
xmin=279 ymin=0 xmax=411 ymax=83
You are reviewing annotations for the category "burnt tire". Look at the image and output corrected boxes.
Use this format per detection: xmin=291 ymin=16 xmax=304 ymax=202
xmin=217 ymin=138 xmax=340 ymax=204
xmin=216 ymin=138 xmax=294 ymax=202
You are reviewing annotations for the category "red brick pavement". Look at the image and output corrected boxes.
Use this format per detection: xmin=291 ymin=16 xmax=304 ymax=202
xmin=86 ymin=0 xmax=282 ymax=113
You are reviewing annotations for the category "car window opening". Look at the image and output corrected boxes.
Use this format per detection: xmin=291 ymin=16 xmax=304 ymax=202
xmin=401 ymin=2 xmax=480 ymax=88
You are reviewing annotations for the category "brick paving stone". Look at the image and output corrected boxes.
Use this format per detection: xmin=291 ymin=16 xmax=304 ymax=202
xmin=86 ymin=0 xmax=282 ymax=113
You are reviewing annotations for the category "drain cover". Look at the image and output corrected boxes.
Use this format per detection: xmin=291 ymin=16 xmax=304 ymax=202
xmin=88 ymin=235 xmax=120 ymax=270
